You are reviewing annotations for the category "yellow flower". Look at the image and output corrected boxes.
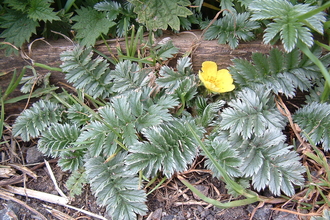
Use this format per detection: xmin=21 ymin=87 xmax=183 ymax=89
xmin=199 ymin=61 xmax=235 ymax=93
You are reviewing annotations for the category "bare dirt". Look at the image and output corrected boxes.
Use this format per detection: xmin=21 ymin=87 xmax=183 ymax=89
xmin=0 ymin=136 xmax=302 ymax=220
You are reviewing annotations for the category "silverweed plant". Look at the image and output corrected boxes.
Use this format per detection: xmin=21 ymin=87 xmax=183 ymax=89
xmin=9 ymin=0 xmax=330 ymax=219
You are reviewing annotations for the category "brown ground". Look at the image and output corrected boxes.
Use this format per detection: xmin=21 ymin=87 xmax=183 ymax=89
xmin=0 ymin=133 xmax=302 ymax=220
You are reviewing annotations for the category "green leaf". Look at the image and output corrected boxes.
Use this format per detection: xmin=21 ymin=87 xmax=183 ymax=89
xmin=27 ymin=0 xmax=60 ymax=22
xmin=110 ymin=60 xmax=150 ymax=93
xmin=293 ymin=102 xmax=330 ymax=151
xmin=126 ymin=119 xmax=202 ymax=178
xmin=224 ymin=130 xmax=305 ymax=196
xmin=85 ymin=153 xmax=148 ymax=220
xmin=154 ymin=40 xmax=179 ymax=61
xmin=66 ymin=169 xmax=87 ymax=197
xmin=203 ymin=138 xmax=242 ymax=178
xmin=60 ymin=46 xmax=114 ymax=98
xmin=3 ymin=0 xmax=29 ymax=11
xmin=229 ymin=48 xmax=322 ymax=97
xmin=38 ymin=123 xmax=81 ymax=158
xmin=203 ymin=12 xmax=259 ymax=49
xmin=249 ymin=0 xmax=326 ymax=52
xmin=220 ymin=87 xmax=286 ymax=139
xmin=157 ymin=57 xmax=195 ymax=93
xmin=129 ymin=0 xmax=193 ymax=30
xmin=0 ymin=9 xmax=38 ymax=54
xmin=94 ymin=1 xmax=121 ymax=20
xmin=281 ymin=23 xmax=298 ymax=52
xmin=71 ymin=7 xmax=116 ymax=46
xmin=12 ymin=100 xmax=63 ymax=141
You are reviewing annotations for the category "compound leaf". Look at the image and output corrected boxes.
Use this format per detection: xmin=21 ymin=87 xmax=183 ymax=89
xmin=85 ymin=153 xmax=147 ymax=220
xmin=12 ymin=100 xmax=63 ymax=141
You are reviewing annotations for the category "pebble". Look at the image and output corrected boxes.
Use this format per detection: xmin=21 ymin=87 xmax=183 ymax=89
xmin=25 ymin=146 xmax=45 ymax=164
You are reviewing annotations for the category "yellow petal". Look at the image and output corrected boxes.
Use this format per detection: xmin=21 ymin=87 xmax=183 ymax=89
xmin=199 ymin=62 xmax=235 ymax=93
xmin=200 ymin=61 xmax=218 ymax=78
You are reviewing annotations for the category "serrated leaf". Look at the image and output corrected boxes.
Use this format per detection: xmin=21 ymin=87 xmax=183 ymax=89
xmin=249 ymin=0 xmax=326 ymax=52
xmin=203 ymin=138 xmax=242 ymax=178
xmin=281 ymin=23 xmax=298 ymax=52
xmin=126 ymin=120 xmax=202 ymax=178
xmin=129 ymin=0 xmax=193 ymax=30
xmin=66 ymin=169 xmax=87 ymax=197
xmin=60 ymin=46 xmax=114 ymax=98
xmin=85 ymin=153 xmax=147 ymax=220
xmin=293 ymin=102 xmax=330 ymax=151
xmin=27 ymin=0 xmax=60 ymax=22
xmin=154 ymin=40 xmax=179 ymax=60
xmin=72 ymin=7 xmax=116 ymax=46
xmin=12 ymin=100 xmax=62 ymax=141
xmin=220 ymin=87 xmax=286 ymax=139
xmin=0 ymin=10 xmax=38 ymax=54
xmin=3 ymin=0 xmax=28 ymax=11
xmin=203 ymin=12 xmax=259 ymax=49
xmin=38 ymin=123 xmax=81 ymax=158
xmin=94 ymin=1 xmax=121 ymax=20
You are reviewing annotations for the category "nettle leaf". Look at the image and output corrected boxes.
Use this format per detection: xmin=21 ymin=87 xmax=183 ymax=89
xmin=4 ymin=0 xmax=59 ymax=22
xmin=60 ymin=46 xmax=113 ymax=98
xmin=126 ymin=119 xmax=202 ymax=178
xmin=203 ymin=12 xmax=259 ymax=49
xmin=12 ymin=100 xmax=63 ymax=141
xmin=66 ymin=169 xmax=87 ymax=197
xmin=0 ymin=9 xmax=38 ymax=55
xmin=27 ymin=0 xmax=60 ymax=22
xmin=3 ymin=0 xmax=28 ymax=11
xmin=220 ymin=87 xmax=286 ymax=139
xmin=249 ymin=0 xmax=326 ymax=52
xmin=293 ymin=102 xmax=330 ymax=151
xmin=71 ymin=7 xmax=116 ymax=46
xmin=229 ymin=48 xmax=322 ymax=97
xmin=129 ymin=0 xmax=193 ymax=30
xmin=85 ymin=152 xmax=147 ymax=220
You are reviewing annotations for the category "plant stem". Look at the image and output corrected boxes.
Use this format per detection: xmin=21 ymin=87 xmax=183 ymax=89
xmin=187 ymin=122 xmax=258 ymax=199
xmin=296 ymin=2 xmax=330 ymax=21
xmin=297 ymin=41 xmax=330 ymax=102
xmin=33 ymin=63 xmax=62 ymax=72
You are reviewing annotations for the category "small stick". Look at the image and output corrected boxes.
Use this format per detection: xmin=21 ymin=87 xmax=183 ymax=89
xmin=0 ymin=189 xmax=48 ymax=220
xmin=4 ymin=185 xmax=69 ymax=205
xmin=44 ymin=159 xmax=68 ymax=199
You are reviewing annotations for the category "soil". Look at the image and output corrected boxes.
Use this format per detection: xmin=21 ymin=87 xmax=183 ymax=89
xmin=0 ymin=134 xmax=303 ymax=220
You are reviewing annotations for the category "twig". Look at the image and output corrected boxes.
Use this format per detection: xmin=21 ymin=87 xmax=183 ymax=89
xmin=271 ymin=207 xmax=321 ymax=217
xmin=44 ymin=159 xmax=68 ymax=199
xmin=174 ymin=201 xmax=210 ymax=206
xmin=275 ymin=95 xmax=309 ymax=151
xmin=9 ymin=163 xmax=37 ymax=179
xmin=0 ymin=188 xmax=48 ymax=220
xmin=64 ymin=204 xmax=107 ymax=220
xmin=4 ymin=185 xmax=68 ymax=205
xmin=43 ymin=205 xmax=75 ymax=220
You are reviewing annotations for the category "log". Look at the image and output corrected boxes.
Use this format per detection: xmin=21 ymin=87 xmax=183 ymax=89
xmin=0 ymin=30 xmax=273 ymax=116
